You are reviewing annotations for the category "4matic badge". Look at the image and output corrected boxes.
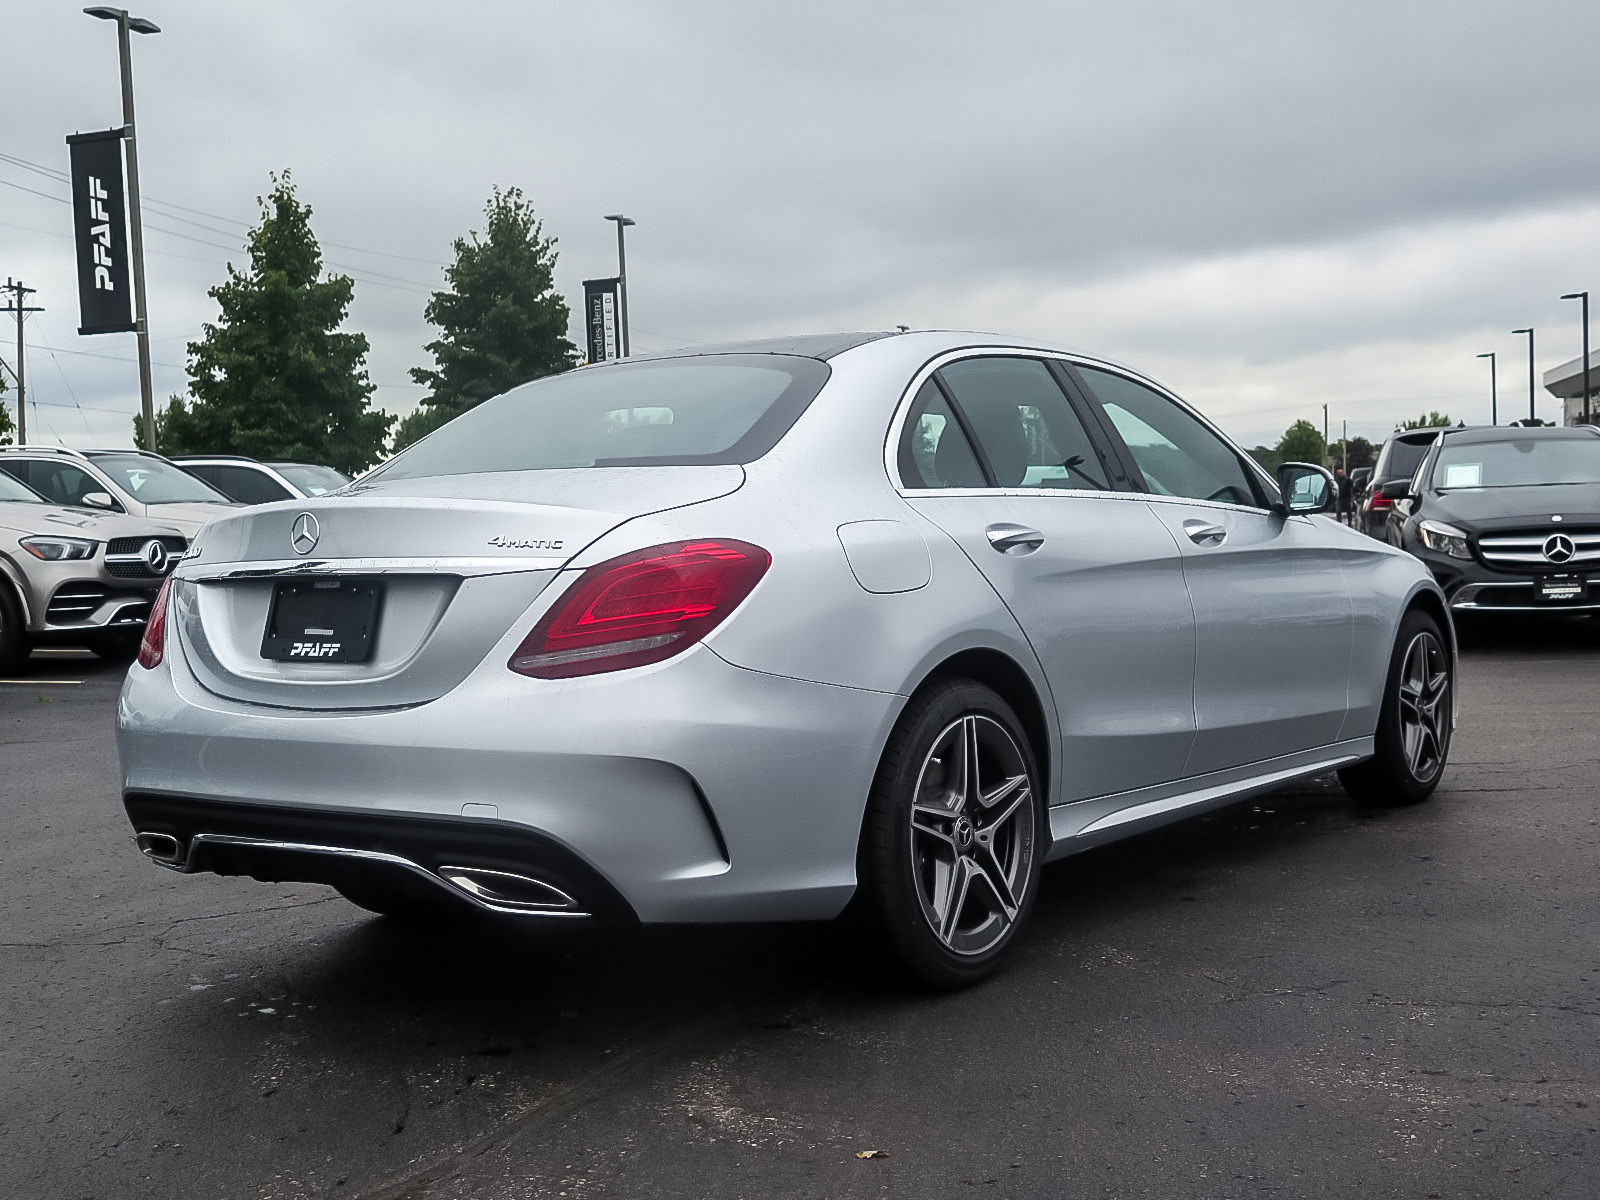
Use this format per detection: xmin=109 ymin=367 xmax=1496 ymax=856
xmin=487 ymin=534 xmax=565 ymax=551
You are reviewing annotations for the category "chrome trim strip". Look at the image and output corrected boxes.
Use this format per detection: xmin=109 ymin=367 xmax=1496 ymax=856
xmin=182 ymin=556 xmax=562 ymax=582
xmin=1451 ymin=582 xmax=1600 ymax=611
xmin=160 ymin=833 xmax=592 ymax=918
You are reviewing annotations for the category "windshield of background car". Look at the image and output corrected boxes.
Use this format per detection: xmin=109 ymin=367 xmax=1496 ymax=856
xmin=371 ymin=355 xmax=831 ymax=480
xmin=91 ymin=455 xmax=232 ymax=503
xmin=0 ymin=470 xmax=45 ymax=503
xmin=1432 ymin=437 xmax=1600 ymax=489
xmin=270 ymin=463 xmax=349 ymax=495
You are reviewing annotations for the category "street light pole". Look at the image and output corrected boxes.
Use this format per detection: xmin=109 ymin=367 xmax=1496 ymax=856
xmin=1512 ymin=328 xmax=1536 ymax=424
xmin=603 ymin=214 xmax=635 ymax=357
xmin=85 ymin=6 xmax=160 ymax=450
xmin=1476 ymin=352 xmax=1497 ymax=426
xmin=1561 ymin=292 xmax=1591 ymax=426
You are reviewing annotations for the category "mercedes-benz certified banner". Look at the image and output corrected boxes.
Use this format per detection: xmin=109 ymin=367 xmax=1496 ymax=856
xmin=583 ymin=277 xmax=621 ymax=364
xmin=67 ymin=129 xmax=135 ymax=335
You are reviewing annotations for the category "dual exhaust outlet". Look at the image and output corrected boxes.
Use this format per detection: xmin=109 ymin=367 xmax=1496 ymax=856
xmin=133 ymin=831 xmax=587 ymax=916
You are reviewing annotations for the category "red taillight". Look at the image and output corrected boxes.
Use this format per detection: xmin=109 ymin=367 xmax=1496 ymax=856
xmin=508 ymin=539 xmax=770 ymax=679
xmin=137 ymin=575 xmax=172 ymax=669
xmin=1370 ymin=488 xmax=1392 ymax=510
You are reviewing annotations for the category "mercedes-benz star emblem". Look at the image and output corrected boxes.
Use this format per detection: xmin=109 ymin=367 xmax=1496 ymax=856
xmin=290 ymin=512 xmax=321 ymax=555
xmin=141 ymin=539 xmax=170 ymax=575
xmin=1543 ymin=533 xmax=1575 ymax=564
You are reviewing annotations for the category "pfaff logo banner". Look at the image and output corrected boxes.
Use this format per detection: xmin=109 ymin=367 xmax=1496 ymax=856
xmin=67 ymin=128 xmax=136 ymax=335
xmin=289 ymin=642 xmax=342 ymax=658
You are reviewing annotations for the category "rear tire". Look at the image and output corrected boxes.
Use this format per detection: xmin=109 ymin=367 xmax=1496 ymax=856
xmin=1338 ymin=609 xmax=1453 ymax=807
xmin=0 ymin=583 xmax=30 ymax=673
xmin=853 ymin=679 xmax=1043 ymax=990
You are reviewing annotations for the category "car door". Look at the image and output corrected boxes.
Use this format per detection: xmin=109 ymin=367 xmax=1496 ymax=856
xmin=896 ymin=355 xmax=1197 ymax=803
xmin=1071 ymin=364 xmax=1353 ymax=777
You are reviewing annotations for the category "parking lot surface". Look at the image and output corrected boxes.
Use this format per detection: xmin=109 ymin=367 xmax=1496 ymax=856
xmin=4 ymin=619 xmax=1599 ymax=1199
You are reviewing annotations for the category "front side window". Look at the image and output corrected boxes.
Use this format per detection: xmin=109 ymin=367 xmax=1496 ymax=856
xmin=0 ymin=468 xmax=44 ymax=503
xmin=4 ymin=461 xmax=104 ymax=507
xmin=372 ymin=354 xmax=830 ymax=481
xmin=935 ymin=357 xmax=1109 ymax=490
xmin=1076 ymin=367 xmax=1261 ymax=506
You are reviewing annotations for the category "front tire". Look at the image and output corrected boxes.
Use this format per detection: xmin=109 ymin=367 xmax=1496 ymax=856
xmin=855 ymin=679 xmax=1043 ymax=990
xmin=0 ymin=583 xmax=30 ymax=673
xmin=1339 ymin=609 xmax=1453 ymax=806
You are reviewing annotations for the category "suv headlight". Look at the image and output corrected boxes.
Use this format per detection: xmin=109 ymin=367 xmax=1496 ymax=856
xmin=1417 ymin=520 xmax=1471 ymax=560
xmin=19 ymin=535 xmax=99 ymax=561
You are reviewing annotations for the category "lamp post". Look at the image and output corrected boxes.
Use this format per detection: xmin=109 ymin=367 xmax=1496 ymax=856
xmin=1512 ymin=328 xmax=1536 ymax=424
xmin=603 ymin=214 xmax=635 ymax=357
xmin=84 ymin=6 xmax=160 ymax=450
xmin=1561 ymin=291 xmax=1591 ymax=426
xmin=1476 ymin=352 xmax=1497 ymax=426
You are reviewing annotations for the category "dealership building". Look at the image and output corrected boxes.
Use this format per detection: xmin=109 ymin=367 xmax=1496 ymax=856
xmin=1544 ymin=350 xmax=1600 ymax=425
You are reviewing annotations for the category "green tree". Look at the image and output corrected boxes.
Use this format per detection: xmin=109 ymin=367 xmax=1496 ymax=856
xmin=1276 ymin=419 xmax=1325 ymax=465
xmin=157 ymin=172 xmax=393 ymax=473
xmin=393 ymin=187 xmax=577 ymax=451
xmin=0 ymin=371 xmax=13 ymax=445
xmin=1402 ymin=410 xmax=1451 ymax=430
xmin=1247 ymin=445 xmax=1282 ymax=473
xmin=131 ymin=397 xmax=177 ymax=452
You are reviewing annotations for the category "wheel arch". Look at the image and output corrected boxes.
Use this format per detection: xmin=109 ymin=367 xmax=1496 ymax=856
xmin=917 ymin=647 xmax=1053 ymax=806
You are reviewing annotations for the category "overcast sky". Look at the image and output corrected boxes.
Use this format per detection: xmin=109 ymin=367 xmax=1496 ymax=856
xmin=4 ymin=0 xmax=1599 ymax=452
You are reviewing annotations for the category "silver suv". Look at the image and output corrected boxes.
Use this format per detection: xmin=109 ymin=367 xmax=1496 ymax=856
xmin=0 ymin=468 xmax=186 ymax=669
xmin=0 ymin=446 xmax=236 ymax=539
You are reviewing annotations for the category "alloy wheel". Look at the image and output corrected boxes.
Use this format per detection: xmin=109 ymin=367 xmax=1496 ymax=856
xmin=908 ymin=714 xmax=1037 ymax=956
xmin=1398 ymin=630 xmax=1449 ymax=782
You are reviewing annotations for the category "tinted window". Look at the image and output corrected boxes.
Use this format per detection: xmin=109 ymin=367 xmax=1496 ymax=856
xmin=936 ymin=358 xmax=1108 ymax=490
xmin=898 ymin=380 xmax=986 ymax=489
xmin=217 ymin=465 xmax=294 ymax=504
xmin=0 ymin=467 xmax=44 ymax=503
xmin=1378 ymin=436 xmax=1437 ymax=483
xmin=1077 ymin=367 xmax=1260 ymax=506
xmin=5 ymin=461 xmax=106 ymax=507
xmin=373 ymin=354 xmax=830 ymax=481
xmin=1432 ymin=436 xmax=1600 ymax=489
xmin=89 ymin=454 xmax=232 ymax=503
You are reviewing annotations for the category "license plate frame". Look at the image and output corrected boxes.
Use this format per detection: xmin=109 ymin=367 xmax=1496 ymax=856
xmin=260 ymin=578 xmax=384 ymax=663
xmin=1535 ymin=574 xmax=1587 ymax=604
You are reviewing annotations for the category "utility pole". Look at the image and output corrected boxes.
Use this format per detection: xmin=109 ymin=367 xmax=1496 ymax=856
xmin=1 ymin=280 xmax=43 ymax=444
xmin=1322 ymin=402 xmax=1329 ymax=467
xmin=85 ymin=7 xmax=160 ymax=449
xmin=1341 ymin=419 xmax=1348 ymax=473
xmin=603 ymin=214 xmax=635 ymax=357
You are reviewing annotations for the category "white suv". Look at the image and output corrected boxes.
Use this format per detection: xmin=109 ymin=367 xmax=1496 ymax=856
xmin=0 ymin=447 xmax=236 ymax=538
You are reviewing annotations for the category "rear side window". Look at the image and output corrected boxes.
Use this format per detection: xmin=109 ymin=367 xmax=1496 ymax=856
xmin=1379 ymin=437 xmax=1435 ymax=483
xmin=898 ymin=380 xmax=986 ymax=488
xmin=936 ymin=358 xmax=1109 ymax=490
xmin=217 ymin=466 xmax=294 ymax=504
xmin=373 ymin=354 xmax=830 ymax=480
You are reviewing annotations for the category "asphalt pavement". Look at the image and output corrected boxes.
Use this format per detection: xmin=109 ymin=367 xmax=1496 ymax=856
xmin=4 ymin=618 xmax=1600 ymax=1199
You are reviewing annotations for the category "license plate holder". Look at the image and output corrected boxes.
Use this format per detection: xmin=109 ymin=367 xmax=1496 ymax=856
xmin=1536 ymin=574 xmax=1587 ymax=604
xmin=261 ymin=578 xmax=383 ymax=662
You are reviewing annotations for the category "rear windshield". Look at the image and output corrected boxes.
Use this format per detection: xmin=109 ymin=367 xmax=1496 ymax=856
xmin=372 ymin=354 xmax=831 ymax=481
xmin=1379 ymin=436 xmax=1436 ymax=482
xmin=1432 ymin=437 xmax=1600 ymax=489
xmin=271 ymin=463 xmax=350 ymax=495
xmin=90 ymin=454 xmax=232 ymax=504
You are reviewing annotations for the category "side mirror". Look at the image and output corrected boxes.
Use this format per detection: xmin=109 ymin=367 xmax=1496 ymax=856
xmin=1276 ymin=462 xmax=1336 ymax=515
xmin=1382 ymin=481 xmax=1414 ymax=503
xmin=81 ymin=491 xmax=117 ymax=510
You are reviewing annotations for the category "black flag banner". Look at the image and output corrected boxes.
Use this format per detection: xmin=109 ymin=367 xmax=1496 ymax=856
xmin=67 ymin=129 xmax=135 ymax=335
xmin=583 ymin=277 xmax=621 ymax=364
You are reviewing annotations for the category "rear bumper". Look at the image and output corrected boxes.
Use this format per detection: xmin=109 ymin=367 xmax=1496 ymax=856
xmin=118 ymin=634 xmax=901 ymax=923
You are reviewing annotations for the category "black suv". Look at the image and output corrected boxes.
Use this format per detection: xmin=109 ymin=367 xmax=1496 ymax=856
xmin=1356 ymin=429 xmax=1442 ymax=538
xmin=1386 ymin=425 xmax=1600 ymax=615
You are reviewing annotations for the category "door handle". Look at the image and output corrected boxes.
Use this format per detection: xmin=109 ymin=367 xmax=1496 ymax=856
xmin=1182 ymin=519 xmax=1227 ymax=546
xmin=986 ymin=524 xmax=1046 ymax=555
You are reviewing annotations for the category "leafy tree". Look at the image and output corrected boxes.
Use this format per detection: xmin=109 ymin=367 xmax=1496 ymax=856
xmin=0 ymin=372 xmax=12 ymax=445
xmin=157 ymin=172 xmax=393 ymax=473
xmin=131 ymin=397 xmax=176 ymax=452
xmin=1325 ymin=435 xmax=1375 ymax=471
xmin=1276 ymin=419 xmax=1325 ymax=465
xmin=393 ymin=187 xmax=577 ymax=451
xmin=1247 ymin=445 xmax=1281 ymax=473
xmin=1402 ymin=411 xmax=1451 ymax=430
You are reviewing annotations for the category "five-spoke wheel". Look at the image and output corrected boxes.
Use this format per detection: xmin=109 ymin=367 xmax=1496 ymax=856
xmin=1339 ymin=608 xmax=1453 ymax=806
xmin=856 ymin=679 xmax=1042 ymax=989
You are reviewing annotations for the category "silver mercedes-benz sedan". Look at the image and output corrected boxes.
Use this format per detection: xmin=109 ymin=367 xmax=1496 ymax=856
xmin=118 ymin=332 xmax=1455 ymax=988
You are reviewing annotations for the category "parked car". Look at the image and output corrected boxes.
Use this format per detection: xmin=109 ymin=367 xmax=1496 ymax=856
xmin=118 ymin=332 xmax=1454 ymax=989
xmin=1386 ymin=424 xmax=1600 ymax=615
xmin=172 ymin=456 xmax=351 ymax=504
xmin=0 ymin=447 xmax=236 ymax=539
xmin=0 ymin=468 xmax=185 ymax=668
xmin=1357 ymin=429 xmax=1442 ymax=538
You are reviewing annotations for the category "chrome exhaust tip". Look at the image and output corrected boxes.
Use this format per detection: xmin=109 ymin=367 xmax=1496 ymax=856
xmin=436 ymin=865 xmax=586 ymax=914
xmin=135 ymin=831 xmax=184 ymax=865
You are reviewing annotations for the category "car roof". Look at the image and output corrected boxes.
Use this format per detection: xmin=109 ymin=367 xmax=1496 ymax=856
xmin=609 ymin=331 xmax=900 ymax=363
xmin=1436 ymin=425 xmax=1600 ymax=446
